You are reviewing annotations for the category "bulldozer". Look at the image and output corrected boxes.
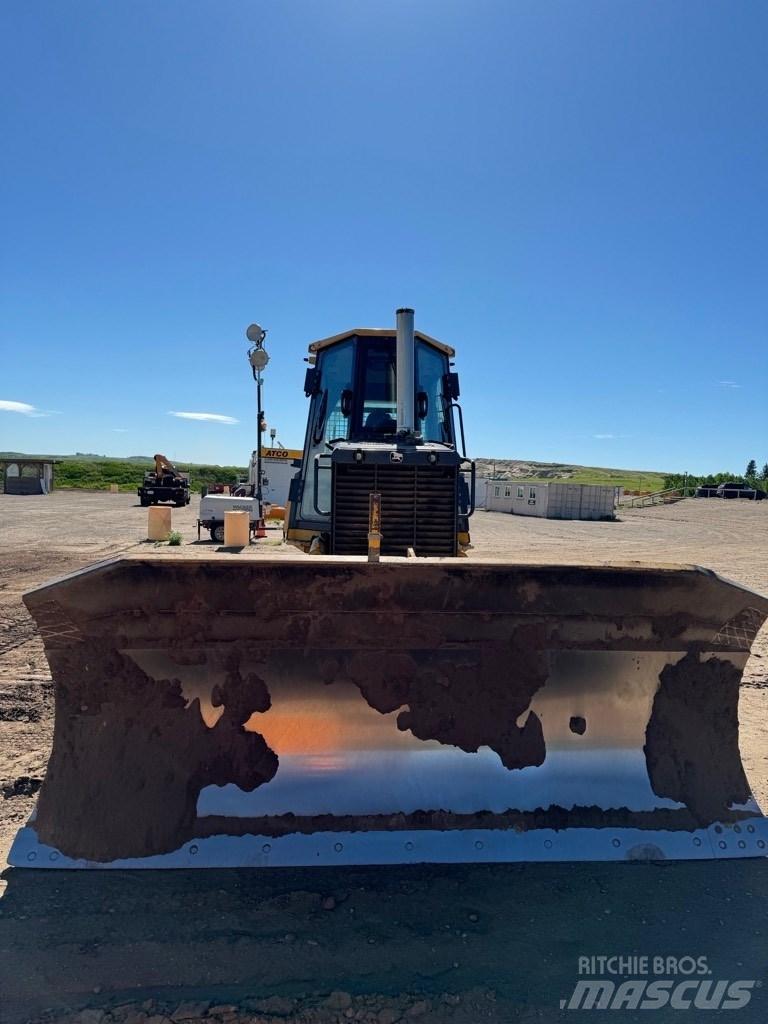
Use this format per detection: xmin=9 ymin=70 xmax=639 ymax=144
xmin=9 ymin=310 xmax=768 ymax=868
xmin=284 ymin=308 xmax=474 ymax=556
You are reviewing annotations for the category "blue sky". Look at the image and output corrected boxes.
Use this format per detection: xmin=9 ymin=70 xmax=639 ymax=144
xmin=1 ymin=1 xmax=766 ymax=474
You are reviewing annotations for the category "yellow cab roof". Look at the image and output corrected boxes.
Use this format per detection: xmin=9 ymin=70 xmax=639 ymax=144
xmin=308 ymin=327 xmax=454 ymax=358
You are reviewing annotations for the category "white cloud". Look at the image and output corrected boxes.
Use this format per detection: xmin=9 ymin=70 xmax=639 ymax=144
xmin=168 ymin=410 xmax=239 ymax=425
xmin=717 ymin=380 xmax=741 ymax=389
xmin=112 ymin=428 xmax=128 ymax=433
xmin=593 ymin=433 xmax=617 ymax=439
xmin=0 ymin=399 xmax=53 ymax=418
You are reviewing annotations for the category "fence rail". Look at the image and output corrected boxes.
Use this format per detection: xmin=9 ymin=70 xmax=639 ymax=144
xmin=619 ymin=485 xmax=766 ymax=509
xmin=618 ymin=487 xmax=694 ymax=509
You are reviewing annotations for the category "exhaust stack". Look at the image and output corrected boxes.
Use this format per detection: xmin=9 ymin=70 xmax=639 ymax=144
xmin=395 ymin=307 xmax=415 ymax=434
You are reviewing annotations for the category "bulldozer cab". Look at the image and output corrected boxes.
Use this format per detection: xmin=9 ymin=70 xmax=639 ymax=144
xmin=286 ymin=321 xmax=474 ymax=555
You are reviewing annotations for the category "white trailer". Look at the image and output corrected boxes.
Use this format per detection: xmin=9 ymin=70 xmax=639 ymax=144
xmin=197 ymin=493 xmax=260 ymax=542
xmin=197 ymin=447 xmax=301 ymax=541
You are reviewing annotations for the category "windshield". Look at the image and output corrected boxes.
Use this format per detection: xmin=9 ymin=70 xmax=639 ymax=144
xmin=358 ymin=339 xmax=397 ymax=437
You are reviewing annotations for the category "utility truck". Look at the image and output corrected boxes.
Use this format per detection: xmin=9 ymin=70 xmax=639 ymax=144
xmin=137 ymin=454 xmax=190 ymax=507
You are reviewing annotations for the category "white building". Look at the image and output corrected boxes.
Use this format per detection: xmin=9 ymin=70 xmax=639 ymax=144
xmin=485 ymin=480 xmax=619 ymax=520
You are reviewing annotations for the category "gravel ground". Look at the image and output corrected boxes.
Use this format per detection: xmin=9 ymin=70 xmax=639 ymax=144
xmin=0 ymin=491 xmax=767 ymax=1024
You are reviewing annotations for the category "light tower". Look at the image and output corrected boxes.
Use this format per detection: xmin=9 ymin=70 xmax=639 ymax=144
xmin=246 ymin=323 xmax=269 ymax=521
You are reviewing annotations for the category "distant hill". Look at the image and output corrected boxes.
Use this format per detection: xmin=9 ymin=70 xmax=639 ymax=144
xmin=475 ymin=458 xmax=666 ymax=493
xmin=1 ymin=452 xmax=667 ymax=495
xmin=0 ymin=452 xmax=154 ymax=463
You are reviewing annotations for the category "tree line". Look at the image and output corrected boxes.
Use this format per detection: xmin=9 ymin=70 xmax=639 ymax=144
xmin=663 ymin=460 xmax=768 ymax=491
xmin=55 ymin=458 xmax=248 ymax=493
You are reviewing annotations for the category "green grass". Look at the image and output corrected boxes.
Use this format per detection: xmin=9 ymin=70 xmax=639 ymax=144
xmin=508 ymin=470 xmax=666 ymax=492
xmin=4 ymin=456 xmax=249 ymax=494
xmin=554 ymin=467 xmax=666 ymax=492
xmin=1 ymin=452 xmax=670 ymax=496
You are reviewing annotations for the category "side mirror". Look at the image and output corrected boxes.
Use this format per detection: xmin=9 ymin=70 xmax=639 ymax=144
xmin=304 ymin=367 xmax=321 ymax=397
xmin=442 ymin=372 xmax=460 ymax=401
xmin=416 ymin=391 xmax=429 ymax=419
xmin=341 ymin=388 xmax=354 ymax=418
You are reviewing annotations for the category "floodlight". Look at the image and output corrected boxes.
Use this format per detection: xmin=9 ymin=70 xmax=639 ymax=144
xmin=246 ymin=323 xmax=266 ymax=345
xmin=249 ymin=348 xmax=270 ymax=371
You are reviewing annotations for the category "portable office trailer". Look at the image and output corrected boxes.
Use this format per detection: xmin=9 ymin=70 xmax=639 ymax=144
xmin=485 ymin=480 xmax=618 ymax=520
xmin=474 ymin=476 xmax=490 ymax=509
xmin=260 ymin=446 xmax=302 ymax=507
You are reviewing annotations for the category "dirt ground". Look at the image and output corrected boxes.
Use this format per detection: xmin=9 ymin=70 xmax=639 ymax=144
xmin=1 ymin=492 xmax=767 ymax=1024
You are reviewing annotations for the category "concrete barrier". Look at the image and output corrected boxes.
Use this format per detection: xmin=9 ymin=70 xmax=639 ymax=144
xmin=224 ymin=510 xmax=250 ymax=546
xmin=147 ymin=506 xmax=172 ymax=541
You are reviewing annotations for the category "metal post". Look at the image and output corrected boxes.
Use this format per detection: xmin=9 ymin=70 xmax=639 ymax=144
xmin=256 ymin=372 xmax=263 ymax=512
xmin=368 ymin=492 xmax=382 ymax=563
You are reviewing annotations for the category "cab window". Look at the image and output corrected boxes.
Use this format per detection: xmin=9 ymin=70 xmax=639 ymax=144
xmin=415 ymin=341 xmax=451 ymax=443
xmin=299 ymin=339 xmax=354 ymax=520
xmin=358 ymin=339 xmax=397 ymax=437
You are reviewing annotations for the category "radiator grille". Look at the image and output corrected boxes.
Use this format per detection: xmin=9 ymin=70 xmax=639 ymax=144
xmin=332 ymin=463 xmax=458 ymax=556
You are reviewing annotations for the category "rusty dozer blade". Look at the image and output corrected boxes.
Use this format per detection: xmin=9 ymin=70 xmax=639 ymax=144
xmin=10 ymin=557 xmax=768 ymax=868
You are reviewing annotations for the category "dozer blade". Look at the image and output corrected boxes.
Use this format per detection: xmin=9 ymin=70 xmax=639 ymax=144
xmin=10 ymin=557 xmax=768 ymax=868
